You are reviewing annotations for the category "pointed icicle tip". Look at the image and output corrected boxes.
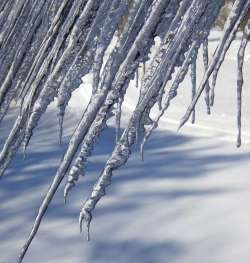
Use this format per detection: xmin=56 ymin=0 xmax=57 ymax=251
xmin=63 ymin=183 xmax=72 ymax=204
xmin=236 ymin=137 xmax=241 ymax=148
xmin=210 ymin=86 xmax=215 ymax=107
xmin=79 ymin=208 xmax=92 ymax=240
xmin=87 ymin=221 xmax=91 ymax=242
xmin=17 ymin=247 xmax=27 ymax=263
xmin=140 ymin=142 xmax=145 ymax=162
xmin=177 ymin=120 xmax=185 ymax=132
xmin=79 ymin=213 xmax=84 ymax=234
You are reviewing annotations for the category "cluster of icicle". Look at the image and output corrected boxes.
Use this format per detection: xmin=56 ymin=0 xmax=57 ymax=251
xmin=0 ymin=0 xmax=249 ymax=262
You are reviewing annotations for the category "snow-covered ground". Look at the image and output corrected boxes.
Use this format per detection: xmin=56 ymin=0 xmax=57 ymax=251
xmin=1 ymin=31 xmax=250 ymax=263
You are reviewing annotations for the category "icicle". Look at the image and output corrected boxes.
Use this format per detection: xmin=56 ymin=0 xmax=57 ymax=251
xmin=142 ymin=61 xmax=146 ymax=77
xmin=135 ymin=67 xmax=139 ymax=89
xmin=92 ymin=0 xmax=128 ymax=94
xmin=56 ymin=0 xmax=114 ymax=129
xmin=17 ymin=0 xmax=73 ymax=101
xmin=0 ymin=0 xmax=46 ymax=103
xmin=1 ymin=0 xmax=147 ymax=179
xmin=0 ymin=0 xmax=247 ymax=261
xmin=210 ymin=0 xmax=250 ymax=106
xmin=80 ymin=27 xmax=188 ymax=226
xmin=0 ymin=0 xmax=43 ymax=83
xmin=236 ymin=18 xmax=250 ymax=147
xmin=140 ymin=61 xmax=146 ymax=88
xmin=23 ymin=0 xmax=119 ymax=149
xmin=63 ymin=0 xmax=157 ymax=197
xmin=79 ymin=122 xmax=134 ymax=238
xmin=0 ymin=1 xmax=18 ymax=42
xmin=115 ymin=97 xmax=123 ymax=142
xmin=202 ymin=37 xmax=211 ymax=114
xmin=179 ymin=0 xmax=250 ymax=130
xmin=63 ymin=105 xmax=109 ymax=201
xmin=0 ymin=0 xmax=31 ymax=49
xmin=0 ymin=1 xmax=68 ymax=126
xmin=190 ymin=58 xmax=197 ymax=124
xmin=0 ymin=0 xmax=71 ymax=169
xmin=58 ymin=113 xmax=64 ymax=145
xmin=141 ymin=0 xmax=221 ymax=159
xmin=0 ymin=115 xmax=25 ymax=177
xmin=141 ymin=42 xmax=199 ymax=158
xmin=79 ymin=0 xmax=212 ymax=236
xmin=18 ymin=1 xmax=166 ymax=260
xmin=63 ymin=0 xmax=165 ymax=199
xmin=22 ymin=0 xmax=99 ymax=151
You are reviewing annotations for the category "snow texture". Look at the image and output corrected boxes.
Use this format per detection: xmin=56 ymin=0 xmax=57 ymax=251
xmin=0 ymin=0 xmax=250 ymax=262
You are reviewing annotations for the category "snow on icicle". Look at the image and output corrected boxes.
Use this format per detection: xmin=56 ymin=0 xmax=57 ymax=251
xmin=0 ymin=0 xmax=49 ymax=123
xmin=92 ymin=0 xmax=128 ymax=94
xmin=63 ymin=83 xmax=131 ymax=201
xmin=63 ymin=113 xmax=107 ymax=201
xmin=63 ymin=79 xmax=130 ymax=201
xmin=64 ymin=0 xmax=171 ymax=198
xmin=0 ymin=2 xmax=78 ymax=174
xmin=0 ymin=1 xmax=71 ymax=174
xmin=179 ymin=0 xmax=250 ymax=130
xmin=115 ymin=97 xmax=123 ymax=143
xmin=63 ymin=0 xmax=164 ymax=195
xmin=18 ymin=0 xmax=167 ymax=260
xmin=17 ymin=0 xmax=74 ymax=102
xmin=0 ymin=1 xmax=14 ymax=33
xmin=141 ymin=0 xmax=224 ymax=156
xmin=22 ymin=0 xmax=98 ymax=152
xmin=0 ymin=1 xmax=248 ymax=262
xmin=0 ymin=115 xmax=26 ymax=177
xmin=210 ymin=0 xmax=250 ymax=106
xmin=57 ymin=0 xmax=115 ymax=143
xmin=140 ymin=0 xmax=223 ymax=156
xmin=64 ymin=0 xmax=158 ymax=199
xmin=140 ymin=43 xmax=199 ymax=159
xmin=0 ymin=0 xmax=31 ymax=49
xmin=0 ymin=0 xmax=44 ymax=85
xmin=0 ymin=0 xmax=43 ymax=86
xmin=79 ymin=0 xmax=210 ymax=239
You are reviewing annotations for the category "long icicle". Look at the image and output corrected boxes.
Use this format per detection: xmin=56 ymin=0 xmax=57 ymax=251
xmin=22 ymin=0 xmax=99 ymax=152
xmin=140 ymin=43 xmax=199 ymax=159
xmin=17 ymin=1 xmax=166 ymax=261
xmin=0 ymin=0 xmax=49 ymax=123
xmin=190 ymin=57 xmax=197 ymax=124
xmin=179 ymin=0 xmax=250 ymax=130
xmin=92 ymin=0 xmax=127 ymax=94
xmin=63 ymin=0 xmax=175 ymax=199
xmin=17 ymin=0 xmax=74 ymax=101
xmin=79 ymin=0 xmax=210 ymax=238
xmin=0 ymin=1 xmax=248 ymax=262
xmin=57 ymin=0 xmax=123 ymax=143
xmin=210 ymin=0 xmax=250 ymax=106
xmin=140 ymin=0 xmax=223 ymax=157
xmin=63 ymin=79 xmax=130 ymax=200
xmin=202 ymin=37 xmax=211 ymax=114
xmin=236 ymin=18 xmax=250 ymax=147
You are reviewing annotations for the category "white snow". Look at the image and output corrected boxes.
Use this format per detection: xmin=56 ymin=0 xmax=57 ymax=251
xmin=1 ymin=31 xmax=250 ymax=263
